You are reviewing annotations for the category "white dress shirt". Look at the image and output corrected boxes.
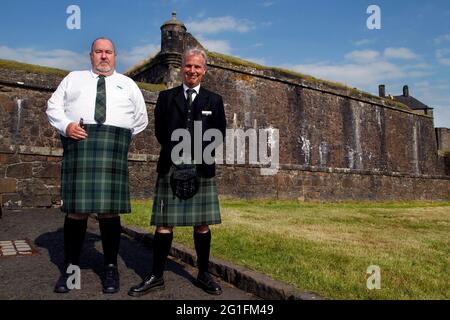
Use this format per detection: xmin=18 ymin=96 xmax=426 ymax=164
xmin=46 ymin=70 xmax=148 ymax=137
xmin=183 ymin=83 xmax=200 ymax=101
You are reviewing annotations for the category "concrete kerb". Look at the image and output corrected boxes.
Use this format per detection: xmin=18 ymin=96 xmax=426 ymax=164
xmin=121 ymin=224 xmax=324 ymax=300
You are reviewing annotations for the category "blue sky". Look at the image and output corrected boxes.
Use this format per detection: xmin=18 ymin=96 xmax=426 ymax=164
xmin=1 ymin=0 xmax=449 ymax=127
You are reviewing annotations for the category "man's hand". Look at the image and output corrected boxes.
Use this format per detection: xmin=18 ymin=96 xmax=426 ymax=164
xmin=66 ymin=122 xmax=88 ymax=140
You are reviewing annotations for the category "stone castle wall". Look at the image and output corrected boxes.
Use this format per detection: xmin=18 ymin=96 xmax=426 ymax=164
xmin=436 ymin=128 xmax=450 ymax=151
xmin=0 ymin=62 xmax=449 ymax=209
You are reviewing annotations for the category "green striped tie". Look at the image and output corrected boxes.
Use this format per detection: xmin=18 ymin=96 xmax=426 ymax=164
xmin=95 ymin=75 xmax=106 ymax=124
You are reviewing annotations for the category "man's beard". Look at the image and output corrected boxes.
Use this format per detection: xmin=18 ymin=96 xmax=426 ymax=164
xmin=96 ymin=63 xmax=113 ymax=73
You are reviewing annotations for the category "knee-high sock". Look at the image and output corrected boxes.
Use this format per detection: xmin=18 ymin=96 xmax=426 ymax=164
xmin=152 ymin=232 xmax=173 ymax=278
xmin=99 ymin=216 xmax=121 ymax=266
xmin=194 ymin=230 xmax=211 ymax=274
xmin=64 ymin=216 xmax=88 ymax=266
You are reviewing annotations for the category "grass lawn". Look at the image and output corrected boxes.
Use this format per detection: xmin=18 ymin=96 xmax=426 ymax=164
xmin=122 ymin=199 xmax=450 ymax=300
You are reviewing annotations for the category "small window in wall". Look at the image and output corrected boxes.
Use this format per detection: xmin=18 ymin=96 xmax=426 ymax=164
xmin=168 ymin=31 xmax=173 ymax=39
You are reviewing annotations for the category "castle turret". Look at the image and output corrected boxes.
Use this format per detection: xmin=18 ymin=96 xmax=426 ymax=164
xmin=158 ymin=12 xmax=186 ymax=87
xmin=128 ymin=12 xmax=204 ymax=87
xmin=161 ymin=12 xmax=186 ymax=57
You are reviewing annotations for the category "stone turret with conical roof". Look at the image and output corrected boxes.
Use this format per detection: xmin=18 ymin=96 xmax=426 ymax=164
xmin=161 ymin=11 xmax=186 ymax=57
xmin=128 ymin=12 xmax=204 ymax=88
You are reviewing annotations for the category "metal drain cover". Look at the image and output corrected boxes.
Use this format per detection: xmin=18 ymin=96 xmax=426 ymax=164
xmin=0 ymin=239 xmax=38 ymax=257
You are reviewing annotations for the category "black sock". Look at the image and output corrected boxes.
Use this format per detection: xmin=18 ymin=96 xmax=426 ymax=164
xmin=99 ymin=216 xmax=121 ymax=266
xmin=152 ymin=232 xmax=173 ymax=278
xmin=64 ymin=216 xmax=87 ymax=266
xmin=194 ymin=230 xmax=211 ymax=274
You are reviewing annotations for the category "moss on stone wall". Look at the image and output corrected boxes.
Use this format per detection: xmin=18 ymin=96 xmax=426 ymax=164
xmin=136 ymin=82 xmax=166 ymax=92
xmin=0 ymin=59 xmax=69 ymax=77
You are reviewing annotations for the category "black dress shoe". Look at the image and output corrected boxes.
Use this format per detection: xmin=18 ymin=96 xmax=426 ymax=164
xmin=103 ymin=264 xmax=120 ymax=294
xmin=195 ymin=272 xmax=222 ymax=295
xmin=128 ymin=275 xmax=165 ymax=297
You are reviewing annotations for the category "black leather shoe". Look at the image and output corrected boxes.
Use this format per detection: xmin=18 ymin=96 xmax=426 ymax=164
xmin=128 ymin=275 xmax=165 ymax=297
xmin=195 ymin=272 xmax=222 ymax=295
xmin=103 ymin=264 xmax=120 ymax=294
xmin=54 ymin=272 xmax=70 ymax=293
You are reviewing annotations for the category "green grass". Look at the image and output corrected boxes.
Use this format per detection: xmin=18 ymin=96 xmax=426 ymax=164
xmin=135 ymin=81 xmax=166 ymax=92
xmin=123 ymin=199 xmax=450 ymax=300
xmin=0 ymin=58 xmax=69 ymax=77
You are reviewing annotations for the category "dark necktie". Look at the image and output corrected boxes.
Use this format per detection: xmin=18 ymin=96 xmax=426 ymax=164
xmin=186 ymin=88 xmax=196 ymax=161
xmin=186 ymin=88 xmax=195 ymax=129
xmin=186 ymin=88 xmax=195 ymax=108
xmin=95 ymin=75 xmax=106 ymax=124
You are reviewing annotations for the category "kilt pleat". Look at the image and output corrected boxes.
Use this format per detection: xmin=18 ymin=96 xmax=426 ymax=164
xmin=60 ymin=124 xmax=132 ymax=214
xmin=151 ymin=173 xmax=221 ymax=226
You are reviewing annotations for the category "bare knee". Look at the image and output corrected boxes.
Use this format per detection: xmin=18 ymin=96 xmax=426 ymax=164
xmin=194 ymin=225 xmax=209 ymax=234
xmin=156 ymin=226 xmax=173 ymax=234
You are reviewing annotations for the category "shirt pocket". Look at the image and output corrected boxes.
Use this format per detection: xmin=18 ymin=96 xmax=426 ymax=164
xmin=108 ymin=86 xmax=133 ymax=107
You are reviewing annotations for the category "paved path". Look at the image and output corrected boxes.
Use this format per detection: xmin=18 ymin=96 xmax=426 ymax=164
xmin=0 ymin=208 xmax=257 ymax=300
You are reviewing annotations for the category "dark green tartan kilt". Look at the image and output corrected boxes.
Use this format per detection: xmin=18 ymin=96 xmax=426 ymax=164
xmin=151 ymin=172 xmax=221 ymax=227
xmin=60 ymin=124 xmax=132 ymax=214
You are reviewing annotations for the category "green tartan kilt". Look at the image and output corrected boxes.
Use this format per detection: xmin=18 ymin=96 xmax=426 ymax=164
xmin=151 ymin=172 xmax=221 ymax=227
xmin=60 ymin=124 xmax=132 ymax=214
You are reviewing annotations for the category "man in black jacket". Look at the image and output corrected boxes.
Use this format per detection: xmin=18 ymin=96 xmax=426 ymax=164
xmin=129 ymin=48 xmax=226 ymax=297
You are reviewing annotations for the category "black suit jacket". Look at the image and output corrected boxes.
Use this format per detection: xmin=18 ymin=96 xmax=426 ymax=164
xmin=154 ymin=85 xmax=227 ymax=178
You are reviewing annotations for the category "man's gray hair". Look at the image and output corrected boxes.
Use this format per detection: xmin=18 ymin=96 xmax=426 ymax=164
xmin=90 ymin=37 xmax=117 ymax=55
xmin=182 ymin=48 xmax=208 ymax=67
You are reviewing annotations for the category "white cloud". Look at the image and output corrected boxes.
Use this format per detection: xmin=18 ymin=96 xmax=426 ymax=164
xmin=240 ymin=56 xmax=267 ymax=65
xmin=0 ymin=45 xmax=87 ymax=70
xmin=261 ymin=1 xmax=275 ymax=7
xmin=434 ymin=34 xmax=450 ymax=44
xmin=117 ymin=43 xmax=159 ymax=71
xmin=285 ymin=47 xmax=430 ymax=91
xmin=196 ymin=36 xmax=232 ymax=54
xmin=345 ymin=50 xmax=380 ymax=63
xmin=186 ymin=16 xmax=254 ymax=34
xmin=436 ymin=49 xmax=450 ymax=66
xmin=353 ymin=39 xmax=375 ymax=46
xmin=384 ymin=47 xmax=419 ymax=60
xmin=289 ymin=60 xmax=409 ymax=88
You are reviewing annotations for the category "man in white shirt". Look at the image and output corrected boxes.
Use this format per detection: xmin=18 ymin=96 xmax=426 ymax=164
xmin=46 ymin=37 xmax=148 ymax=294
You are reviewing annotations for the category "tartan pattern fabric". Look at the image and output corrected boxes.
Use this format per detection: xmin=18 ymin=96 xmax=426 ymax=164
xmin=95 ymin=75 xmax=106 ymax=124
xmin=151 ymin=172 xmax=221 ymax=227
xmin=60 ymin=124 xmax=132 ymax=214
